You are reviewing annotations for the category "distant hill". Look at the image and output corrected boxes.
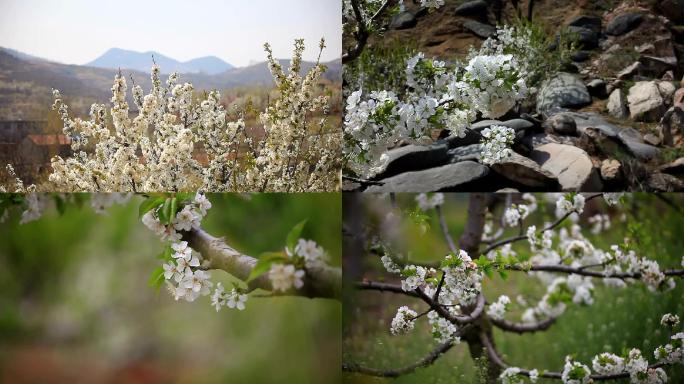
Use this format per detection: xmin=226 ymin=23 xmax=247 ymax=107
xmin=0 ymin=47 xmax=341 ymax=120
xmin=86 ymin=48 xmax=234 ymax=75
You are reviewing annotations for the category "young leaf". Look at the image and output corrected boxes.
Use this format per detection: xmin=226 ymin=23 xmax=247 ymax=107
xmin=148 ymin=266 xmax=165 ymax=291
xmin=139 ymin=196 xmax=166 ymax=218
xmin=247 ymin=251 xmax=287 ymax=282
xmin=159 ymin=198 xmax=173 ymax=224
xmin=286 ymin=220 xmax=307 ymax=254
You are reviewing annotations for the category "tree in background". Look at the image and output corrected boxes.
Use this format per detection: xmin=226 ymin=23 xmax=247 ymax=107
xmin=343 ymin=193 xmax=684 ymax=383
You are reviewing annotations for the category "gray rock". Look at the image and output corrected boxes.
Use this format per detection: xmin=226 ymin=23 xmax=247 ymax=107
xmin=499 ymin=118 xmax=535 ymax=131
xmin=447 ymin=144 xmax=481 ymax=163
xmin=454 ymin=0 xmax=488 ymax=17
xmin=471 ymin=119 xmax=503 ymax=130
xmin=600 ymin=159 xmax=622 ymax=181
xmin=537 ymin=73 xmax=592 ymax=115
xmin=566 ymin=26 xmax=599 ymax=49
xmin=658 ymin=157 xmax=684 ymax=176
xmin=567 ymin=15 xmax=602 ymax=34
xmin=373 ymin=144 xmax=448 ymax=180
xmin=639 ymin=56 xmax=678 ymax=78
xmin=462 ymin=20 xmax=496 ymax=38
xmin=490 ymin=152 xmax=559 ymax=188
xmin=643 ymin=133 xmax=661 ymax=146
xmin=605 ymin=12 xmax=643 ymax=36
xmin=544 ymin=113 xmax=578 ymax=135
xmin=617 ymin=61 xmax=642 ymax=80
xmin=627 ymin=81 xmax=668 ymax=122
xmin=365 ymin=161 xmax=490 ymax=192
xmin=658 ymin=106 xmax=684 ymax=146
xmin=607 ymin=89 xmax=629 ymax=119
xmin=529 ymin=143 xmax=603 ymax=191
xmin=647 ymin=173 xmax=684 ymax=191
xmin=561 ymin=111 xmax=621 ymax=137
xmin=587 ymin=79 xmax=607 ymax=99
xmin=520 ymin=133 xmax=561 ymax=149
xmin=616 ymin=128 xmax=659 ymax=160
xmin=571 ymin=51 xmax=590 ymax=62
xmin=391 ymin=11 xmax=417 ymax=30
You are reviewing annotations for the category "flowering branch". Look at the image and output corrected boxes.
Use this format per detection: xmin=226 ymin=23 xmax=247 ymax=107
xmin=185 ymin=227 xmax=342 ymax=300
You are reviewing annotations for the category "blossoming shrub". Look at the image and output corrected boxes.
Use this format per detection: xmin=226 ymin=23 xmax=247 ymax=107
xmin=3 ymin=40 xmax=340 ymax=193
xmin=341 ymin=0 xmax=579 ymax=179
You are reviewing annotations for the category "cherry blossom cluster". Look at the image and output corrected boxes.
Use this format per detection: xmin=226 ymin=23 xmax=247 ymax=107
xmin=268 ymin=238 xmax=329 ymax=293
xmin=140 ymin=193 xmax=227 ymax=308
xmin=415 ymin=192 xmax=444 ymax=211
xmin=382 ymin=248 xmax=482 ymax=344
xmin=3 ymin=41 xmax=339 ymax=193
xmin=499 ymin=315 xmax=682 ymax=383
xmin=344 ymin=49 xmax=528 ymax=178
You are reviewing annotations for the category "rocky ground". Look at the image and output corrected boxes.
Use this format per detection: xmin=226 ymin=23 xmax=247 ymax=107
xmin=345 ymin=0 xmax=684 ymax=192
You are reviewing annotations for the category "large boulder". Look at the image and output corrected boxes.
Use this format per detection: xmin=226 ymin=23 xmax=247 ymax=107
xmin=565 ymin=26 xmax=599 ymax=49
xmin=567 ymin=15 xmax=602 ymax=34
xmin=462 ymin=20 xmax=496 ymax=38
xmin=605 ymin=12 xmax=644 ymax=36
xmin=365 ymin=161 xmax=490 ymax=192
xmin=454 ymin=0 xmax=488 ymax=19
xmin=372 ymin=144 xmax=448 ymax=180
xmin=447 ymin=144 xmax=482 ymax=163
xmin=607 ymin=89 xmax=629 ymax=119
xmin=615 ymin=128 xmax=659 ymax=160
xmin=544 ymin=113 xmax=577 ymax=135
xmin=529 ymin=143 xmax=602 ymax=191
xmin=639 ymin=56 xmax=678 ymax=78
xmin=490 ymin=152 xmax=559 ymax=189
xmin=537 ymin=73 xmax=592 ymax=115
xmin=627 ymin=81 xmax=669 ymax=122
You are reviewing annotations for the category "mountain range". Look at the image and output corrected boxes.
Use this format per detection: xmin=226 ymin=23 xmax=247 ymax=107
xmin=86 ymin=48 xmax=234 ymax=75
xmin=0 ymin=47 xmax=341 ymax=120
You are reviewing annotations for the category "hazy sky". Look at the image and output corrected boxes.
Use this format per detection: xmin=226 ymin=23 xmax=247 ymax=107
xmin=0 ymin=0 xmax=341 ymax=67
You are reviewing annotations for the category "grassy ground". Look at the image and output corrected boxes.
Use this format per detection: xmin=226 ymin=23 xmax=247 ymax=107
xmin=343 ymin=193 xmax=684 ymax=383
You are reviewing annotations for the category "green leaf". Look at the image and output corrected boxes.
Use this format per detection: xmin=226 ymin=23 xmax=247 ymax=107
xmin=286 ymin=219 xmax=307 ymax=254
xmin=148 ymin=266 xmax=165 ymax=291
xmin=156 ymin=246 xmax=173 ymax=261
xmin=170 ymin=197 xmax=178 ymax=221
xmin=159 ymin=198 xmax=173 ymax=225
xmin=498 ymin=269 xmax=509 ymax=280
xmin=139 ymin=196 xmax=166 ymax=218
xmin=247 ymin=251 xmax=288 ymax=282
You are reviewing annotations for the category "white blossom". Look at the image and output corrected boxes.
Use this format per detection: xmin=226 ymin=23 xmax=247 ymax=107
xmin=390 ymin=306 xmax=418 ymax=335
xmin=269 ymin=264 xmax=305 ymax=292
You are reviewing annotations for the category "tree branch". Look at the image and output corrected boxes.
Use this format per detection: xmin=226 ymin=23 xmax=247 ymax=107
xmin=343 ymin=340 xmax=456 ymax=377
xmin=507 ymin=264 xmax=684 ymax=280
xmin=490 ymin=316 xmax=557 ymax=334
xmin=436 ymin=205 xmax=458 ymax=254
xmin=480 ymin=193 xmax=604 ymax=256
xmin=480 ymin=325 xmax=670 ymax=381
xmin=342 ymin=0 xmax=397 ymax=64
xmin=356 ymin=280 xmax=420 ymax=298
xmin=185 ymin=227 xmax=342 ymax=300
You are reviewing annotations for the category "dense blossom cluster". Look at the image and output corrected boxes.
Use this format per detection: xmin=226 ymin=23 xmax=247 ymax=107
xmin=5 ymin=41 xmax=339 ymax=193
xmin=344 ymin=45 xmax=528 ymax=177
xmin=390 ymin=306 xmax=418 ymax=335
xmin=140 ymin=193 xmax=226 ymax=307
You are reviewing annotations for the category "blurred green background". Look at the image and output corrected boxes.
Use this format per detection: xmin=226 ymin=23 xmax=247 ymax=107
xmin=343 ymin=193 xmax=684 ymax=384
xmin=0 ymin=193 xmax=341 ymax=384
